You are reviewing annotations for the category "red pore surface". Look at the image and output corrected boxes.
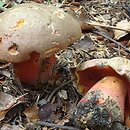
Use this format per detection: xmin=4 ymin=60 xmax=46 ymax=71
xmin=14 ymin=52 xmax=58 ymax=84
xmin=14 ymin=51 xmax=41 ymax=84
xmin=76 ymin=66 xmax=130 ymax=117
xmin=39 ymin=54 xmax=58 ymax=81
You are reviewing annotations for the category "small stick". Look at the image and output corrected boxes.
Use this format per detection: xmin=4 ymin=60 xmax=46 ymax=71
xmin=87 ymin=22 xmax=130 ymax=32
xmin=37 ymin=121 xmax=80 ymax=130
xmin=92 ymin=30 xmax=130 ymax=53
xmin=47 ymin=79 xmax=75 ymax=102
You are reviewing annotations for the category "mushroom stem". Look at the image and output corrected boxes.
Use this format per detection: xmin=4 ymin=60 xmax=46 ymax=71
xmin=73 ymin=76 xmax=127 ymax=129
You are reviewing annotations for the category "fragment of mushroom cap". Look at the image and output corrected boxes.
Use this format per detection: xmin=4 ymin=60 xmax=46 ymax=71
xmin=73 ymin=57 xmax=130 ymax=126
xmin=73 ymin=76 xmax=127 ymax=129
xmin=74 ymin=57 xmax=130 ymax=95
xmin=0 ymin=2 xmax=81 ymax=62
xmin=76 ymin=57 xmax=130 ymax=81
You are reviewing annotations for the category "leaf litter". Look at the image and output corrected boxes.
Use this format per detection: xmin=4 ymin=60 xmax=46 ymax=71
xmin=1 ymin=0 xmax=130 ymax=130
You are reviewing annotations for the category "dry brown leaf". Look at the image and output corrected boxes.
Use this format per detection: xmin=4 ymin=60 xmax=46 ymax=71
xmin=0 ymin=92 xmax=25 ymax=121
xmin=1 ymin=124 xmax=23 ymax=130
xmin=114 ymin=19 xmax=130 ymax=39
xmin=0 ymin=109 xmax=8 ymax=121
xmin=0 ymin=92 xmax=18 ymax=111
xmin=24 ymin=104 xmax=39 ymax=122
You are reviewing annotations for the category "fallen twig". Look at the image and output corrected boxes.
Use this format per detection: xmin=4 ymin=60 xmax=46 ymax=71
xmin=92 ymin=29 xmax=130 ymax=54
xmin=37 ymin=121 xmax=80 ymax=130
xmin=87 ymin=22 xmax=130 ymax=32
xmin=47 ymin=78 xmax=75 ymax=102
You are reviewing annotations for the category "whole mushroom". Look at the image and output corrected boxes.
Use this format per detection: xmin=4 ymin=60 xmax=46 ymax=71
xmin=0 ymin=3 xmax=81 ymax=83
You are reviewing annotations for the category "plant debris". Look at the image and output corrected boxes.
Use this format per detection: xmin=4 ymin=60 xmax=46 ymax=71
xmin=0 ymin=0 xmax=130 ymax=130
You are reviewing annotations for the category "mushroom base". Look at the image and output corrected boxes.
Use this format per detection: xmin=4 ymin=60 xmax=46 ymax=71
xmin=73 ymin=90 xmax=123 ymax=129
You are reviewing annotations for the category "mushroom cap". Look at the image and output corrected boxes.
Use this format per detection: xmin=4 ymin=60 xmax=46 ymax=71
xmin=0 ymin=3 xmax=81 ymax=62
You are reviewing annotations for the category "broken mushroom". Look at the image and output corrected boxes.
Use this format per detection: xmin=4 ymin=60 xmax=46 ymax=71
xmin=0 ymin=3 xmax=81 ymax=83
xmin=72 ymin=57 xmax=130 ymax=129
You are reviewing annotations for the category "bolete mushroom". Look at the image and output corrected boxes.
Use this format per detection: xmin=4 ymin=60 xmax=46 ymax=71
xmin=72 ymin=57 xmax=130 ymax=129
xmin=0 ymin=2 xmax=81 ymax=83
